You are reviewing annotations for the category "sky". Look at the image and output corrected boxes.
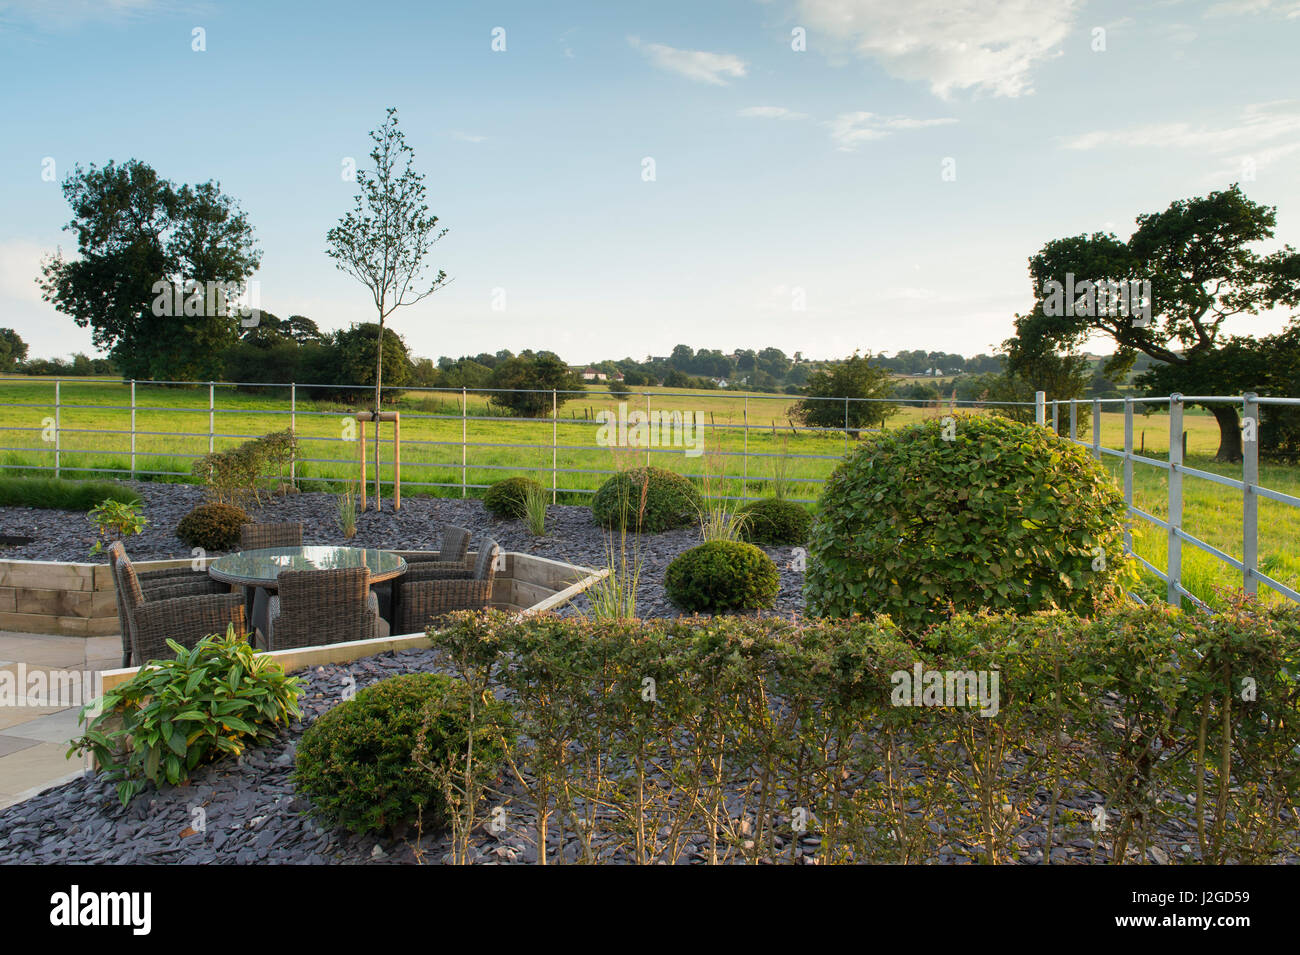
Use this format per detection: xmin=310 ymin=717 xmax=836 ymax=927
xmin=1 ymin=0 xmax=1298 ymax=364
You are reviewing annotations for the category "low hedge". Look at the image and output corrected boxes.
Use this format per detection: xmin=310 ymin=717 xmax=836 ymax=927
xmin=0 ymin=477 xmax=141 ymax=511
xmin=591 ymin=466 xmax=702 ymax=532
xmin=428 ymin=603 xmax=1300 ymax=864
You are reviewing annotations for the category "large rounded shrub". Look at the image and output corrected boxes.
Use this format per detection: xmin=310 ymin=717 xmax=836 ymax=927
xmin=665 ymin=540 xmax=780 ymax=614
xmin=739 ymin=498 xmax=812 ymax=545
xmin=592 ymin=467 xmax=702 ymax=532
xmin=483 ymin=476 xmax=543 ymax=520
xmin=176 ymin=502 xmax=248 ymax=552
xmin=293 ymin=673 xmax=511 ymax=835
xmin=805 ymin=414 xmax=1134 ymax=629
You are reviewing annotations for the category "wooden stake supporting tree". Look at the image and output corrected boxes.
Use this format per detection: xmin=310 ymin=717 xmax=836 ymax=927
xmin=355 ymin=411 xmax=400 ymax=511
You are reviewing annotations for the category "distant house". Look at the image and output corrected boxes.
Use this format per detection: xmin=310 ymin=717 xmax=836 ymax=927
xmin=609 ymin=371 xmax=625 ymax=382
xmin=646 ymin=355 xmax=668 ymax=363
xmin=712 ymin=377 xmax=729 ymax=388
xmin=581 ymin=367 xmax=607 ymax=382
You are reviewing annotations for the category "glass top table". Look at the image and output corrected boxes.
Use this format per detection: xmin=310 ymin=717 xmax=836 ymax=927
xmin=208 ymin=546 xmax=408 ymax=590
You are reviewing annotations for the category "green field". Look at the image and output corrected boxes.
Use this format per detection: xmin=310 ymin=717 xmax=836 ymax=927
xmin=0 ymin=375 xmax=1296 ymax=606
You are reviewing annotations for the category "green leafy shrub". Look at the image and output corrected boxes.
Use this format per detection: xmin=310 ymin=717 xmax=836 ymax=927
xmin=192 ymin=429 xmax=298 ymax=506
xmin=592 ymin=466 xmax=702 ymax=533
xmin=0 ymin=477 xmax=140 ymax=511
xmin=805 ymin=414 xmax=1135 ymax=628
xmin=665 ymin=540 xmax=780 ymax=613
xmin=69 ymin=625 xmax=300 ymax=804
xmin=87 ymin=498 xmax=148 ymax=555
xmin=739 ymin=498 xmax=811 ymax=545
xmin=483 ymin=476 xmax=543 ymax=520
xmin=176 ymin=501 xmax=249 ymax=552
xmin=293 ymin=673 xmax=512 ymax=835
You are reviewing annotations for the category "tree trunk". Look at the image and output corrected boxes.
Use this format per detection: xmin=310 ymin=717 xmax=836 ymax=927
xmin=374 ymin=317 xmax=383 ymax=511
xmin=1209 ymin=403 xmax=1242 ymax=463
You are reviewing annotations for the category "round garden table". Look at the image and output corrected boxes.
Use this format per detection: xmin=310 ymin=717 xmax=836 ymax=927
xmin=208 ymin=546 xmax=407 ymax=643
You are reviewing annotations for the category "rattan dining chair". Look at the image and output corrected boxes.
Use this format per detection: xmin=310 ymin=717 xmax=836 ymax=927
xmin=390 ymin=525 xmax=472 ymax=578
xmin=264 ymin=566 xmax=389 ymax=651
xmin=393 ymin=538 xmax=501 ymax=635
xmin=239 ymin=521 xmax=304 ymax=551
xmin=107 ymin=542 xmax=237 ymax=666
xmin=110 ymin=543 xmax=247 ymax=666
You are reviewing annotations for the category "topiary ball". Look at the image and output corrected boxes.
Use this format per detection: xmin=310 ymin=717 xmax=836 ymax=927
xmin=665 ymin=540 xmax=780 ymax=614
xmin=483 ymin=476 xmax=543 ymax=520
xmin=176 ymin=502 xmax=249 ymax=552
xmin=739 ymin=498 xmax=812 ymax=545
xmin=804 ymin=413 xmax=1134 ymax=629
xmin=292 ymin=673 xmax=511 ymax=835
xmin=592 ymin=466 xmax=702 ymax=533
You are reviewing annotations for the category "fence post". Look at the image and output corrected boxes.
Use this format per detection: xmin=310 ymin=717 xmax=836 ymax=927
xmin=743 ymin=395 xmax=749 ymax=499
xmin=290 ymin=382 xmax=296 ymax=486
xmin=1243 ymin=392 xmax=1259 ymax=596
xmin=460 ymin=386 xmax=467 ymax=498
xmin=208 ymin=382 xmax=215 ymax=454
xmin=1123 ymin=397 xmax=1134 ymax=556
xmin=844 ymin=397 xmax=849 ymax=453
xmin=645 ymin=392 xmax=651 ymax=468
xmin=1051 ymin=400 xmax=1059 ymax=434
xmin=1035 ymin=391 xmax=1046 ymax=426
xmin=551 ymin=389 xmax=558 ymax=505
xmin=130 ymin=380 xmax=137 ymax=479
xmin=1069 ymin=399 xmax=1077 ymax=442
xmin=1167 ymin=394 xmax=1184 ymax=606
xmin=1092 ymin=398 xmax=1101 ymax=460
xmin=54 ymin=379 xmax=61 ymax=479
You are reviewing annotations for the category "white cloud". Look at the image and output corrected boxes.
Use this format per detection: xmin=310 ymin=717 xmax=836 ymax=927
xmin=824 ymin=111 xmax=956 ymax=151
xmin=0 ymin=240 xmax=48 ymax=305
xmin=738 ymin=106 xmax=809 ymax=120
xmin=630 ymin=37 xmax=747 ymax=85
xmin=1061 ymin=100 xmax=1300 ymax=153
xmin=1205 ymin=0 xmax=1300 ymax=18
xmin=795 ymin=0 xmax=1079 ymax=98
xmin=450 ymin=131 xmax=486 ymax=143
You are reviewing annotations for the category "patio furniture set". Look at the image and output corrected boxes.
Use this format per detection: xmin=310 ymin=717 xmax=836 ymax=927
xmin=108 ymin=523 xmax=502 ymax=668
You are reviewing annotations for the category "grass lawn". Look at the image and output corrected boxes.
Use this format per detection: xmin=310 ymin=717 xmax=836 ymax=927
xmin=0 ymin=375 xmax=1295 ymax=604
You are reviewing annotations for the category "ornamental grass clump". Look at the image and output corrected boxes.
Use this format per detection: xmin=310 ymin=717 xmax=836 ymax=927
xmin=805 ymin=413 xmax=1136 ymax=629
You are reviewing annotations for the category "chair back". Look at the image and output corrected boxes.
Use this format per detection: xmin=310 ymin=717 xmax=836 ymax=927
xmin=473 ymin=538 xmax=502 ymax=581
xmin=274 ymin=567 xmax=372 ymax=650
xmin=106 ymin=541 xmax=133 ymax=665
xmin=240 ymin=522 xmax=303 ymax=551
xmin=440 ymin=525 xmax=471 ymax=564
xmin=109 ymin=544 xmax=149 ymax=664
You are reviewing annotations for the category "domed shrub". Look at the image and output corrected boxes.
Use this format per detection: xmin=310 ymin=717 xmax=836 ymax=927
xmin=176 ymin=501 xmax=248 ymax=552
xmin=484 ymin=476 xmax=543 ymax=519
xmin=739 ymin=498 xmax=812 ymax=545
xmin=665 ymin=541 xmax=780 ymax=614
xmin=592 ymin=467 xmax=702 ymax=533
xmin=293 ymin=673 xmax=511 ymax=835
xmin=805 ymin=414 xmax=1135 ymax=629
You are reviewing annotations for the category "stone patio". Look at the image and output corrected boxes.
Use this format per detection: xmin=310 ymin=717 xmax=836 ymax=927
xmin=0 ymin=631 xmax=118 ymax=810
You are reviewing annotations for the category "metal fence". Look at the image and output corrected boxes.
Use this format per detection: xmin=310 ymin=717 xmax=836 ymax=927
xmin=1038 ymin=391 xmax=1300 ymax=609
xmin=0 ymin=376 xmax=1033 ymax=504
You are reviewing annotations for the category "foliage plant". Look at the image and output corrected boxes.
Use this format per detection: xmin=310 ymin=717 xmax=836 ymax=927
xmin=293 ymin=673 xmax=511 ymax=835
xmin=336 ymin=483 xmax=358 ymax=539
xmin=738 ymin=498 xmax=811 ymax=546
xmin=69 ymin=625 xmax=301 ymax=804
xmin=425 ymin=604 xmax=1300 ymax=865
xmin=665 ymin=540 xmax=780 ymax=614
xmin=483 ymin=476 xmax=543 ymax=520
xmin=805 ymin=414 xmax=1136 ymax=628
xmin=176 ymin=501 xmax=249 ymax=552
xmin=87 ymin=498 xmax=148 ymax=556
xmin=522 ymin=480 xmax=549 ymax=536
xmin=192 ymin=429 xmax=297 ymax=507
xmin=592 ymin=466 xmax=702 ymax=533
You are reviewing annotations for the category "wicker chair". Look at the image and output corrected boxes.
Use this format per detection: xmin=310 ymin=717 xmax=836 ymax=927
xmin=111 ymin=545 xmax=246 ymax=666
xmin=239 ymin=521 xmax=304 ymax=551
xmin=107 ymin=542 xmax=236 ymax=666
xmin=390 ymin=525 xmax=472 ymax=579
xmin=394 ymin=538 xmax=501 ymax=635
xmin=265 ymin=567 xmax=389 ymax=651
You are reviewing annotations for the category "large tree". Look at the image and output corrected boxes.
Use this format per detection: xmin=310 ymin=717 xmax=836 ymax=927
xmin=1010 ymin=184 xmax=1300 ymax=461
xmin=326 ymin=107 xmax=448 ymax=509
xmin=487 ymin=352 xmax=585 ymax=417
xmin=0 ymin=329 xmax=28 ymax=371
xmin=39 ymin=159 xmax=260 ymax=381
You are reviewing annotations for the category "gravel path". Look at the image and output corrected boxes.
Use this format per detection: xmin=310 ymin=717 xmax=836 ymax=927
xmin=0 ymin=482 xmax=810 ymax=618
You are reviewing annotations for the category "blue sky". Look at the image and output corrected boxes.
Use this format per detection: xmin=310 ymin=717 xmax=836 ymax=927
xmin=2 ymin=0 xmax=1299 ymax=363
